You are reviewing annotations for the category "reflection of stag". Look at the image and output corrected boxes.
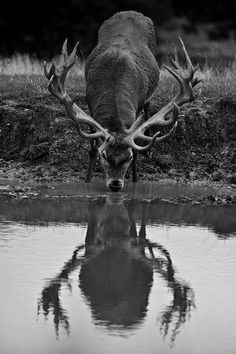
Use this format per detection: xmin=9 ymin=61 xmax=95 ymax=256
xmin=37 ymin=243 xmax=85 ymax=336
xmin=38 ymin=195 xmax=195 ymax=342
xmin=80 ymin=197 xmax=153 ymax=328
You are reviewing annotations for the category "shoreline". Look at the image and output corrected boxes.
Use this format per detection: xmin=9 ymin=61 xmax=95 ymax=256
xmin=1 ymin=160 xmax=236 ymax=204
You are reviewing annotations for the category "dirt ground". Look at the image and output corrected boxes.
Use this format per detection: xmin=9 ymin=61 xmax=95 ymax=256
xmin=0 ymin=79 xmax=236 ymax=203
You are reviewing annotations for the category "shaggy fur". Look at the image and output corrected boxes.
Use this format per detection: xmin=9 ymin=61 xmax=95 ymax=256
xmin=85 ymin=11 xmax=160 ymax=132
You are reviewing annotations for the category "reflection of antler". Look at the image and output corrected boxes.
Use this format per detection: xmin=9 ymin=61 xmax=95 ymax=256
xmin=129 ymin=200 xmax=195 ymax=343
xmin=38 ymin=280 xmax=70 ymax=336
xmin=159 ymin=282 xmax=195 ymax=344
xmin=37 ymin=244 xmax=84 ymax=336
xmin=145 ymin=240 xmax=195 ymax=343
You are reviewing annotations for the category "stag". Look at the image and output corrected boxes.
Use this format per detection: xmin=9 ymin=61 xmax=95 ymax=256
xmin=44 ymin=11 xmax=200 ymax=191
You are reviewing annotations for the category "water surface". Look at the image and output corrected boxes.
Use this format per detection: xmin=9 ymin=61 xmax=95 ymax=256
xmin=0 ymin=182 xmax=236 ymax=354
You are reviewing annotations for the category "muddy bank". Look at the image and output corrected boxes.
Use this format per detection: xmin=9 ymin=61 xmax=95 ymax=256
xmin=1 ymin=176 xmax=236 ymax=206
xmin=0 ymin=82 xmax=236 ymax=188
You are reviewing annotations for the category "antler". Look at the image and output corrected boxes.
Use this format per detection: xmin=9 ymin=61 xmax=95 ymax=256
xmin=125 ymin=37 xmax=200 ymax=150
xmin=44 ymin=39 xmax=110 ymax=140
xmin=124 ymin=104 xmax=179 ymax=151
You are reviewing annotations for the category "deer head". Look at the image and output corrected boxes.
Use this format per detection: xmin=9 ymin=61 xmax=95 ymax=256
xmin=44 ymin=39 xmax=200 ymax=191
xmin=97 ymin=134 xmax=133 ymax=191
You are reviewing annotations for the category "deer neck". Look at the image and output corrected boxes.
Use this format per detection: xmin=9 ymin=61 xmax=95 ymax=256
xmin=88 ymin=90 xmax=137 ymax=133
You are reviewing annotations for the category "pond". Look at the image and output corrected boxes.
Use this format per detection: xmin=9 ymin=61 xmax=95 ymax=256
xmin=0 ymin=182 xmax=236 ymax=354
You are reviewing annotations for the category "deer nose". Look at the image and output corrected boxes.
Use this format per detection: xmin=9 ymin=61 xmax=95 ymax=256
xmin=108 ymin=179 xmax=123 ymax=192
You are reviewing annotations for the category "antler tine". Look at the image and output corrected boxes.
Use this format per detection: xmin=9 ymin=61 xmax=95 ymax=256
xmin=62 ymin=38 xmax=68 ymax=60
xmin=125 ymin=39 xmax=200 ymax=152
xmin=44 ymin=40 xmax=111 ymax=141
xmin=125 ymin=130 xmax=161 ymax=151
xmin=79 ymin=49 xmax=85 ymax=65
xmin=168 ymin=53 xmax=177 ymax=70
xmin=193 ymin=63 xmax=199 ymax=74
xmin=146 ymin=104 xmax=179 ymax=146
xmin=43 ymin=61 xmax=55 ymax=80
xmin=69 ymin=41 xmax=80 ymax=62
xmin=56 ymin=40 xmax=79 ymax=83
xmin=168 ymin=42 xmax=180 ymax=70
xmin=124 ymin=103 xmax=180 ymax=150
xmin=125 ymin=121 xmax=178 ymax=152
xmin=164 ymin=64 xmax=182 ymax=84
xmin=164 ymin=38 xmax=201 ymax=104
xmin=124 ymin=113 xmax=144 ymax=135
xmin=178 ymin=37 xmax=193 ymax=73
xmin=165 ymin=38 xmax=199 ymax=85
xmin=155 ymin=121 xmax=178 ymax=143
xmin=43 ymin=61 xmax=50 ymax=79
xmin=172 ymin=102 xmax=180 ymax=120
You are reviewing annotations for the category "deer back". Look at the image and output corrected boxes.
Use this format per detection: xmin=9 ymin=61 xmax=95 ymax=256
xmin=85 ymin=11 xmax=160 ymax=132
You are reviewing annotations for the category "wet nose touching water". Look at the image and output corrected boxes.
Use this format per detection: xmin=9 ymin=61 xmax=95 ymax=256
xmin=0 ymin=182 xmax=236 ymax=354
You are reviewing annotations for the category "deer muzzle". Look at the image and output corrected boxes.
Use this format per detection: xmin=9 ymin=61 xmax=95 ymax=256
xmin=107 ymin=178 xmax=124 ymax=192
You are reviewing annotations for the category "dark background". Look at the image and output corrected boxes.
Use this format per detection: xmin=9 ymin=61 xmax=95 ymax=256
xmin=0 ymin=0 xmax=235 ymax=57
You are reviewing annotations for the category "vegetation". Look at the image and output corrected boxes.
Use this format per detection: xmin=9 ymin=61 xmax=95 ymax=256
xmin=0 ymin=36 xmax=236 ymax=186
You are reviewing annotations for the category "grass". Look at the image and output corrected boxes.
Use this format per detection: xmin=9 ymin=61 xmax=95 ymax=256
xmin=0 ymin=53 xmax=85 ymax=76
xmin=152 ymin=64 xmax=236 ymax=110
xmin=1 ymin=40 xmax=236 ymax=103
xmin=0 ymin=53 xmax=85 ymax=95
xmin=0 ymin=54 xmax=44 ymax=76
